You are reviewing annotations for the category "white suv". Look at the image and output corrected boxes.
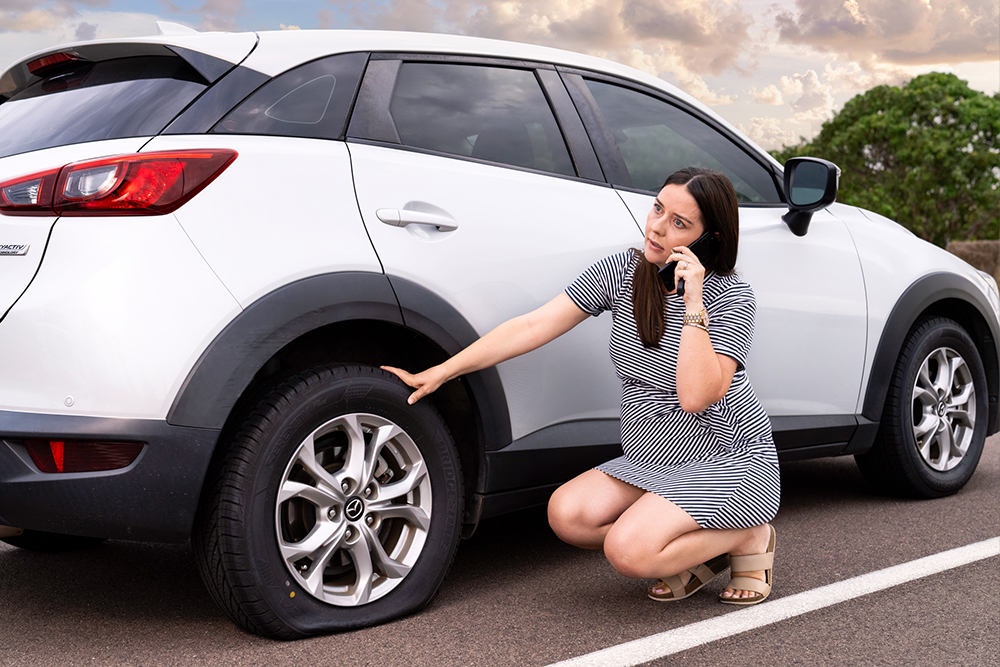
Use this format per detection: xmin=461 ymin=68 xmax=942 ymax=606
xmin=1 ymin=27 xmax=997 ymax=638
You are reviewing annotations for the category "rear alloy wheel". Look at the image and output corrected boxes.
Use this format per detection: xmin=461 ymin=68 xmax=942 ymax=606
xmin=856 ymin=317 xmax=988 ymax=498
xmin=193 ymin=365 xmax=463 ymax=638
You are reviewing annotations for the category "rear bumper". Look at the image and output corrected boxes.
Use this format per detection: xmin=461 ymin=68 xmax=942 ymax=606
xmin=0 ymin=410 xmax=219 ymax=542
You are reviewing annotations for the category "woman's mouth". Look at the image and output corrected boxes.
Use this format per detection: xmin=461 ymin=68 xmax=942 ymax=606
xmin=647 ymin=238 xmax=663 ymax=251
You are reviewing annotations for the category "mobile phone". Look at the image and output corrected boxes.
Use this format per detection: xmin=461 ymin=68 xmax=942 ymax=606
xmin=658 ymin=231 xmax=719 ymax=296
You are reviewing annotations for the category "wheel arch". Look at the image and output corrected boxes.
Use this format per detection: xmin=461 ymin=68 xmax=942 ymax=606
xmin=167 ymin=272 xmax=512 ymax=528
xmin=861 ymin=272 xmax=1000 ymax=436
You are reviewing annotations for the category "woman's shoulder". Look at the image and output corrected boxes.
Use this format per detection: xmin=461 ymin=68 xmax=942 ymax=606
xmin=704 ymin=271 xmax=755 ymax=305
xmin=586 ymin=249 xmax=640 ymax=279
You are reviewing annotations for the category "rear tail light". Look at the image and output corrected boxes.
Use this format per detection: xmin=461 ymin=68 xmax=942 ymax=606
xmin=0 ymin=149 xmax=237 ymax=217
xmin=24 ymin=439 xmax=144 ymax=474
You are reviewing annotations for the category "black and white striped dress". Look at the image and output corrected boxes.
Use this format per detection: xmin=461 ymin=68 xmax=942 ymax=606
xmin=565 ymin=250 xmax=780 ymax=530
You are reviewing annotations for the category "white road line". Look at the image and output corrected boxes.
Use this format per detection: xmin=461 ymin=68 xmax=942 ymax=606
xmin=546 ymin=537 xmax=1000 ymax=667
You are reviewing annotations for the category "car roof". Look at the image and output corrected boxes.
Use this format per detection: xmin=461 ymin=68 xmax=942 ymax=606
xmin=7 ymin=28 xmax=781 ymax=170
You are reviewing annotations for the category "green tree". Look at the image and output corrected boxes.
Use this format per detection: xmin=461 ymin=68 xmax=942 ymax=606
xmin=771 ymin=73 xmax=1000 ymax=246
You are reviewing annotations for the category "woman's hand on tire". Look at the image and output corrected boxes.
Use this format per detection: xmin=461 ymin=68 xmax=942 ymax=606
xmin=381 ymin=365 xmax=448 ymax=404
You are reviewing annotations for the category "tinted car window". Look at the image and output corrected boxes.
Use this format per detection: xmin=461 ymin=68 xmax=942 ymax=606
xmin=0 ymin=56 xmax=206 ymax=160
xmin=213 ymin=52 xmax=366 ymax=140
xmin=389 ymin=62 xmax=575 ymax=177
xmin=585 ymin=79 xmax=780 ymax=202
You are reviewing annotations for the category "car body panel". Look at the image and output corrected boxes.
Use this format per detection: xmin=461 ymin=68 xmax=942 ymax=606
xmin=143 ymin=134 xmax=384 ymax=307
xmin=350 ymin=143 xmax=636 ymax=439
xmin=617 ymin=192 xmax=869 ymax=417
xmin=835 ymin=203 xmax=1000 ymax=419
xmin=0 ymin=209 xmax=240 ymax=418
xmin=0 ymin=139 xmax=152 ymax=316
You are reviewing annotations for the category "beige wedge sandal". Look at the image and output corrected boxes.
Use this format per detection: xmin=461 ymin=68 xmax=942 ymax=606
xmin=720 ymin=524 xmax=775 ymax=606
xmin=647 ymin=553 xmax=730 ymax=602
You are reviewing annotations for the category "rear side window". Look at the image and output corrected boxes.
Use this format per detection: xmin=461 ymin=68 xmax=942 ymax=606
xmin=0 ymin=56 xmax=207 ymax=160
xmin=387 ymin=62 xmax=575 ymax=177
xmin=584 ymin=79 xmax=780 ymax=202
xmin=213 ymin=52 xmax=367 ymax=140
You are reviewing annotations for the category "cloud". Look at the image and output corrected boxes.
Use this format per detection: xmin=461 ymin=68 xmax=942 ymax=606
xmin=737 ymin=116 xmax=800 ymax=150
xmin=75 ymin=21 xmax=96 ymax=40
xmin=782 ymin=69 xmax=835 ymax=121
xmin=279 ymin=23 xmax=300 ymax=30
xmin=194 ymin=0 xmax=245 ymax=31
xmin=750 ymin=84 xmax=783 ymax=105
xmin=776 ymin=0 xmax=1000 ymax=65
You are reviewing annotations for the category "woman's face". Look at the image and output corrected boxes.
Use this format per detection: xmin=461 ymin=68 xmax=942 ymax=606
xmin=643 ymin=183 xmax=705 ymax=268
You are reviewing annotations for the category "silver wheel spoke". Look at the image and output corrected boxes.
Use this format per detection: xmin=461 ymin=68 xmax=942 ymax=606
xmin=949 ymin=380 xmax=973 ymax=408
xmin=346 ymin=532 xmax=375 ymax=606
xmin=379 ymin=460 xmax=427 ymax=502
xmin=929 ymin=350 xmax=954 ymax=397
xmin=917 ymin=360 xmax=937 ymax=399
xmin=913 ymin=414 xmax=939 ymax=439
xmin=278 ymin=479 xmax=340 ymax=506
xmin=919 ymin=434 xmax=940 ymax=470
xmin=361 ymin=523 xmax=412 ymax=579
xmin=912 ymin=384 xmax=937 ymax=408
xmin=369 ymin=502 xmax=431 ymax=531
xmin=335 ymin=414 xmax=368 ymax=491
xmin=935 ymin=425 xmax=955 ymax=470
xmin=946 ymin=408 xmax=973 ymax=429
xmin=294 ymin=434 xmax=345 ymax=503
xmin=279 ymin=519 xmax=343 ymax=564
xmin=299 ymin=524 xmax=348 ymax=597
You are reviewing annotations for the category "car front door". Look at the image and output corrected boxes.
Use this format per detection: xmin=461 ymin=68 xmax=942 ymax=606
xmin=564 ymin=72 xmax=869 ymax=453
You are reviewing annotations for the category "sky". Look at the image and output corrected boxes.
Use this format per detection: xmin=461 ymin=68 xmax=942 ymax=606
xmin=1 ymin=0 xmax=997 ymax=150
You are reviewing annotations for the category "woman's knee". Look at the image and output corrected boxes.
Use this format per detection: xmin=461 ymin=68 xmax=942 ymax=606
xmin=603 ymin=526 xmax=659 ymax=578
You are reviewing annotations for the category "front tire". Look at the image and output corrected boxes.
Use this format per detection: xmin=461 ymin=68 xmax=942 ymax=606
xmin=855 ymin=317 xmax=988 ymax=498
xmin=193 ymin=365 xmax=463 ymax=638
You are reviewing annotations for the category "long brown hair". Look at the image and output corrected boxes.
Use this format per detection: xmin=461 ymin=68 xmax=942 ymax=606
xmin=632 ymin=168 xmax=740 ymax=348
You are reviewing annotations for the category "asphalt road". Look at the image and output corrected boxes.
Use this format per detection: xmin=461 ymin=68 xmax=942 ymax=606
xmin=2 ymin=434 xmax=997 ymax=667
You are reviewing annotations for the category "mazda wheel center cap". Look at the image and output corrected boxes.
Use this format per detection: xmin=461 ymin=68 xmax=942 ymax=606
xmin=345 ymin=497 xmax=365 ymax=522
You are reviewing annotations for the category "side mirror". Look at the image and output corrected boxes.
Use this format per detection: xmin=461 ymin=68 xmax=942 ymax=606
xmin=782 ymin=157 xmax=840 ymax=236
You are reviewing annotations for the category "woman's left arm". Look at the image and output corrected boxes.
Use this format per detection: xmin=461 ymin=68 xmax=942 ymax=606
xmin=670 ymin=246 xmax=738 ymax=413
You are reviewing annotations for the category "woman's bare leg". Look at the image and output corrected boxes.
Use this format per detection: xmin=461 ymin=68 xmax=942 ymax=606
xmin=601 ymin=492 xmax=772 ymax=599
xmin=547 ymin=470 xmax=645 ymax=549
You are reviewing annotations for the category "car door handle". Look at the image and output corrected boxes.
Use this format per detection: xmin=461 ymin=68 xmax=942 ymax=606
xmin=376 ymin=208 xmax=458 ymax=232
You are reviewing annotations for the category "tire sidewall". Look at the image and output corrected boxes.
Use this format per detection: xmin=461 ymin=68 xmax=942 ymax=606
xmin=238 ymin=366 xmax=462 ymax=634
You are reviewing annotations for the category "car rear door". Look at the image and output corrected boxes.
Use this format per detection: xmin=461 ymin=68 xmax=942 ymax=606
xmin=347 ymin=56 xmax=642 ymax=443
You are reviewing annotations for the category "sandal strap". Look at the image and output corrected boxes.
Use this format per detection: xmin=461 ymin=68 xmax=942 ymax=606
xmin=689 ymin=554 xmax=728 ymax=584
xmin=729 ymin=552 xmax=773 ymax=571
xmin=725 ymin=576 xmax=770 ymax=595
xmin=656 ymin=575 xmax=686 ymax=598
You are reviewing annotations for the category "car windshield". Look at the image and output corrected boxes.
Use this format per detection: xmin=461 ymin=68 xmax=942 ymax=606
xmin=0 ymin=56 xmax=206 ymax=160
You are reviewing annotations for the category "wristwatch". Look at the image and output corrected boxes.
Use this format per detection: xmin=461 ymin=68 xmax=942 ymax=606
xmin=683 ymin=309 xmax=709 ymax=327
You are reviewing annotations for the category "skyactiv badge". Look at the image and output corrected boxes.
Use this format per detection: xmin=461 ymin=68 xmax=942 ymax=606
xmin=0 ymin=244 xmax=28 ymax=255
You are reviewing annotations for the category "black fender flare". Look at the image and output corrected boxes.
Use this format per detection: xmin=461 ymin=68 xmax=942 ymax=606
xmin=166 ymin=272 xmax=512 ymax=450
xmin=861 ymin=272 xmax=1000 ymax=434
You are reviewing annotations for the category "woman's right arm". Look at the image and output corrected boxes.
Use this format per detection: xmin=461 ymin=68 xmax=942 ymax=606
xmin=382 ymin=292 xmax=590 ymax=404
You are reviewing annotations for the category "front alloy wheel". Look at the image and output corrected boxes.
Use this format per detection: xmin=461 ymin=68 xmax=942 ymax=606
xmin=856 ymin=317 xmax=988 ymax=498
xmin=909 ymin=346 xmax=976 ymax=472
